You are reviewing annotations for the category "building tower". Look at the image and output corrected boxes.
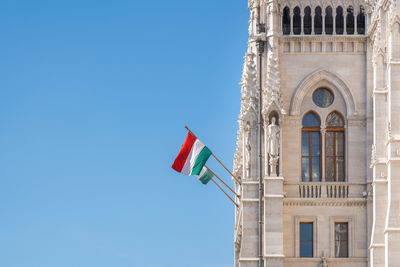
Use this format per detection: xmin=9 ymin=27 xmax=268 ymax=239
xmin=233 ymin=0 xmax=400 ymax=266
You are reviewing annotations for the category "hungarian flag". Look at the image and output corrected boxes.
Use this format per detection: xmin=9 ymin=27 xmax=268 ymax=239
xmin=196 ymin=166 xmax=214 ymax=185
xmin=172 ymin=132 xmax=213 ymax=183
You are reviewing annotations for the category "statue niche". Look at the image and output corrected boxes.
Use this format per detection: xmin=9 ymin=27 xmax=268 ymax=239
xmin=266 ymin=116 xmax=280 ymax=176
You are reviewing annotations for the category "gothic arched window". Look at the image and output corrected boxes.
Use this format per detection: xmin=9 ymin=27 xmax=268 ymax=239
xmin=346 ymin=6 xmax=355 ymax=34
xmin=283 ymin=7 xmax=291 ymax=35
xmin=302 ymin=112 xmax=321 ymax=182
xmin=336 ymin=7 xmax=344 ymax=34
xmin=357 ymin=6 xmax=365 ymax=34
xmin=325 ymin=111 xmax=345 ymax=182
xmin=293 ymin=7 xmax=301 ymax=34
xmin=325 ymin=6 xmax=333 ymax=34
xmin=314 ymin=7 xmax=323 ymax=34
xmin=304 ymin=6 xmax=312 ymax=34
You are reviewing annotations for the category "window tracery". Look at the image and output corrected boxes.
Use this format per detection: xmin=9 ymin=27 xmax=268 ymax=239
xmin=326 ymin=112 xmax=345 ymax=182
xmin=281 ymin=4 xmax=365 ymax=35
xmin=304 ymin=7 xmax=312 ymax=34
xmin=301 ymin=92 xmax=346 ymax=183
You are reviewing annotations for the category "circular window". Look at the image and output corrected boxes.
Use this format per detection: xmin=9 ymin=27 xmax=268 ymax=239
xmin=312 ymin=88 xmax=334 ymax=108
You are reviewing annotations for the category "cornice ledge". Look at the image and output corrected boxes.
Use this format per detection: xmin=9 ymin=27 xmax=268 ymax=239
xmin=264 ymin=254 xmax=285 ymax=258
xmin=384 ymin=227 xmax=400 ymax=233
xmin=239 ymin=257 xmax=259 ymax=261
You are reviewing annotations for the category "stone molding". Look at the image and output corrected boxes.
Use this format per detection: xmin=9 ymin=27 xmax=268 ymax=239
xmin=289 ymin=68 xmax=357 ymax=116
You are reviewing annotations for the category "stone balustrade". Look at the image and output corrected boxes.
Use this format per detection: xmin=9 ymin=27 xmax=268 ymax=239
xmin=284 ymin=182 xmax=366 ymax=199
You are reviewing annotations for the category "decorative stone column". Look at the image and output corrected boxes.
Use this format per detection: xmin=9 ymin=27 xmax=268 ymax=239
xmin=384 ymin=11 xmax=400 ymax=265
xmin=369 ymin=48 xmax=388 ymax=267
xmin=264 ymin=116 xmax=269 ymax=177
xmin=263 ymin=114 xmax=284 ymax=267
xmin=333 ymin=9 xmax=336 ymax=34
xmin=321 ymin=126 xmax=326 ymax=182
xmin=290 ymin=12 xmax=294 ymax=35
xmin=311 ymin=9 xmax=315 ymax=34
xmin=354 ymin=12 xmax=358 ymax=34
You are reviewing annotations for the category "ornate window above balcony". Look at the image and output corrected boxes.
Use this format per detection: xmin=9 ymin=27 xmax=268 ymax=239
xmin=301 ymin=88 xmax=347 ymax=182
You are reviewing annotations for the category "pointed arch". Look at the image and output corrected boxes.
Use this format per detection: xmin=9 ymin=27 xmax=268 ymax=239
xmin=290 ymin=69 xmax=357 ymax=116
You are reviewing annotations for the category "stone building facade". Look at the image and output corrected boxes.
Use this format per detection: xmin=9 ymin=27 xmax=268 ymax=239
xmin=233 ymin=0 xmax=400 ymax=266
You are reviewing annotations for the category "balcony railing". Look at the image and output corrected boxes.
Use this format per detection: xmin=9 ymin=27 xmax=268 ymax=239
xmin=284 ymin=182 xmax=366 ymax=199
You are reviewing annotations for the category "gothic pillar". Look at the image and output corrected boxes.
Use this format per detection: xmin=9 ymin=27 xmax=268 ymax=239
xmin=290 ymin=12 xmax=294 ymax=35
xmin=354 ymin=12 xmax=358 ymax=34
xmin=264 ymin=117 xmax=269 ymax=177
xmin=263 ymin=116 xmax=283 ymax=267
xmin=240 ymin=121 xmax=261 ymax=267
xmin=369 ymin=51 xmax=388 ymax=267
xmin=322 ymin=9 xmax=326 ymax=35
xmin=333 ymin=9 xmax=336 ymax=34
xmin=263 ymin=115 xmax=284 ymax=265
xmin=384 ymin=18 xmax=400 ymax=266
xmin=321 ymin=126 xmax=326 ymax=181
xmin=311 ymin=10 xmax=315 ymax=34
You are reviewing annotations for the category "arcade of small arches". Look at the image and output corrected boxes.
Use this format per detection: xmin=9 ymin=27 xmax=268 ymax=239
xmin=281 ymin=5 xmax=366 ymax=35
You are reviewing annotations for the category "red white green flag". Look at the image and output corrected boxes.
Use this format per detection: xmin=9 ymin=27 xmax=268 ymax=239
xmin=196 ymin=166 xmax=214 ymax=185
xmin=172 ymin=132 xmax=213 ymax=183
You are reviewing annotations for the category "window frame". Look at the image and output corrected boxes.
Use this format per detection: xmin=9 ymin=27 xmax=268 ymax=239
xmin=325 ymin=111 xmax=346 ymax=182
xmin=301 ymin=111 xmax=322 ymax=182
xmin=295 ymin=216 xmax=318 ymax=258
xmin=330 ymin=216 xmax=353 ymax=258
xmin=334 ymin=222 xmax=349 ymax=258
xmin=300 ymin=222 xmax=314 ymax=257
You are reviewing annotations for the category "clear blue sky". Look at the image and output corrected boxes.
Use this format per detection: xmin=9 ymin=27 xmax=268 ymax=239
xmin=0 ymin=1 xmax=248 ymax=266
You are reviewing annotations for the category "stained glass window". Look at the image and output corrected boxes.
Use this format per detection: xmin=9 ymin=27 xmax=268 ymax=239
xmin=326 ymin=112 xmax=344 ymax=127
xmin=312 ymin=88 xmax=334 ymax=108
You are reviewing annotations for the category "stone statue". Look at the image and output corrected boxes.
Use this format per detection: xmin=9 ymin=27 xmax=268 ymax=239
xmin=245 ymin=122 xmax=251 ymax=178
xmin=267 ymin=117 xmax=280 ymax=176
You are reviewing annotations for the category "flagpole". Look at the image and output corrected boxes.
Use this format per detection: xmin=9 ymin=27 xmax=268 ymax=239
xmin=205 ymin=165 xmax=239 ymax=198
xmin=210 ymin=178 xmax=239 ymax=208
xmin=211 ymin=154 xmax=241 ymax=184
xmin=185 ymin=125 xmax=241 ymax=184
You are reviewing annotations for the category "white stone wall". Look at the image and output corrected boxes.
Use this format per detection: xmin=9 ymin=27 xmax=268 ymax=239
xmin=234 ymin=0 xmax=400 ymax=266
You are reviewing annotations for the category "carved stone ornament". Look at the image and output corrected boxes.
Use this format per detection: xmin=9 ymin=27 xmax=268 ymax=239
xmin=267 ymin=117 xmax=280 ymax=176
xmin=248 ymin=0 xmax=260 ymax=9
xmin=234 ymin=51 xmax=257 ymax=181
xmin=370 ymin=144 xmax=377 ymax=168
xmin=240 ymin=52 xmax=258 ymax=122
xmin=320 ymin=254 xmax=328 ymax=267
xmin=233 ymin=121 xmax=244 ymax=179
xmin=263 ymin=45 xmax=284 ymax=115
xmin=245 ymin=122 xmax=252 ymax=179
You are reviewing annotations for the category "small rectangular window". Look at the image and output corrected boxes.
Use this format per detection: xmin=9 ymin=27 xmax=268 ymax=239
xmin=300 ymin=222 xmax=313 ymax=257
xmin=335 ymin=222 xmax=348 ymax=257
